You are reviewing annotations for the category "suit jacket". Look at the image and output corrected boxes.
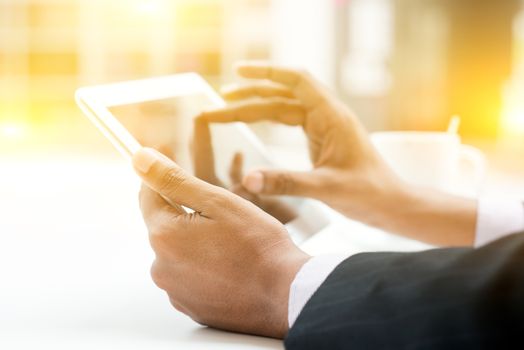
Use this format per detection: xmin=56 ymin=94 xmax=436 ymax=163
xmin=285 ymin=232 xmax=524 ymax=350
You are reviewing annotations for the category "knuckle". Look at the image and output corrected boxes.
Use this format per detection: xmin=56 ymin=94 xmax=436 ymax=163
xmin=169 ymin=297 xmax=186 ymax=313
xmin=194 ymin=114 xmax=208 ymax=125
xmin=267 ymin=173 xmax=294 ymax=195
xmin=270 ymin=96 xmax=291 ymax=105
xmin=150 ymin=260 xmax=169 ymax=289
xmin=168 ymin=299 xmax=204 ymax=326
xmin=295 ymin=68 xmax=312 ymax=81
xmin=191 ymin=316 xmax=207 ymax=327
xmin=159 ymin=167 xmax=186 ymax=196
xmin=148 ymin=226 xmax=173 ymax=254
xmin=301 ymin=71 xmax=318 ymax=90
xmin=203 ymin=189 xmax=230 ymax=209
xmin=148 ymin=232 xmax=163 ymax=250
xmin=188 ymin=312 xmax=209 ymax=327
xmin=296 ymin=68 xmax=309 ymax=77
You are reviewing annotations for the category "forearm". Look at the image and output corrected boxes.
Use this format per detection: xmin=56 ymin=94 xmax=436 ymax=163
xmin=364 ymin=183 xmax=477 ymax=247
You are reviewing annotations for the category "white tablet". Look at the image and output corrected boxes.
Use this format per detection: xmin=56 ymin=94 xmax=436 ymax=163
xmin=75 ymin=73 xmax=330 ymax=243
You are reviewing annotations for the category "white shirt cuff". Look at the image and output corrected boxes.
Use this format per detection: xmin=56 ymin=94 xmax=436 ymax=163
xmin=475 ymin=198 xmax=524 ymax=247
xmin=288 ymin=254 xmax=349 ymax=328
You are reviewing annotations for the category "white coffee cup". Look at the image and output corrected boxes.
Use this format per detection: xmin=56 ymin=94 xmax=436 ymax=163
xmin=371 ymin=131 xmax=486 ymax=196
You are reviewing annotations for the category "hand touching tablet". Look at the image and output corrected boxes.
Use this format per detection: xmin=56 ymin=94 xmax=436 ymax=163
xmin=200 ymin=62 xmax=401 ymax=226
xmin=200 ymin=63 xmax=477 ymax=246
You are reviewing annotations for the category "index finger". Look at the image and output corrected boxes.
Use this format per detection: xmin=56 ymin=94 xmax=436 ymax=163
xmin=235 ymin=62 xmax=328 ymax=108
xmin=229 ymin=152 xmax=243 ymax=185
xmin=192 ymin=118 xmax=222 ymax=186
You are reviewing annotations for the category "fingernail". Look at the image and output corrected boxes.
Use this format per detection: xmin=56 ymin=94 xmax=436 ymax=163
xmin=133 ymin=148 xmax=159 ymax=173
xmin=244 ymin=171 xmax=264 ymax=193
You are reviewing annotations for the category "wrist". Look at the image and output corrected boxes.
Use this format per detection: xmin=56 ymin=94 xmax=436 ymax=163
xmin=259 ymin=242 xmax=310 ymax=338
xmin=323 ymin=165 xmax=409 ymax=227
xmin=370 ymin=181 xmax=417 ymax=230
xmin=369 ymin=181 xmax=477 ymax=246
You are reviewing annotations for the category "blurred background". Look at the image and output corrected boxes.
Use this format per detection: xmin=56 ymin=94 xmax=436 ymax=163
xmin=1 ymin=0 xmax=524 ymax=158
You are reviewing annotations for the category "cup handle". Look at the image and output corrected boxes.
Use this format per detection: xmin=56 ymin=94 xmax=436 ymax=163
xmin=458 ymin=145 xmax=486 ymax=195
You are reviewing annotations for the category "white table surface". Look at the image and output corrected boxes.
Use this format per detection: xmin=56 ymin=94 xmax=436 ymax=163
xmin=0 ymin=153 xmax=448 ymax=349
xmin=0 ymin=155 xmax=287 ymax=349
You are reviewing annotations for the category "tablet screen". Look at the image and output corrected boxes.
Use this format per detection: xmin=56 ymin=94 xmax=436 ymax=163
xmin=109 ymin=94 xmax=211 ymax=172
xmin=107 ymin=93 xmax=271 ymax=186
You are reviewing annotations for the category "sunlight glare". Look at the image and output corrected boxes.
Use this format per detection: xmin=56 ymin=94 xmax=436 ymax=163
xmin=502 ymin=108 xmax=524 ymax=134
xmin=135 ymin=0 xmax=162 ymax=15
xmin=0 ymin=123 xmax=26 ymax=141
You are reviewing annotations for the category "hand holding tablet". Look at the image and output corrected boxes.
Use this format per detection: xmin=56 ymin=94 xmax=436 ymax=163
xmin=131 ymin=146 xmax=310 ymax=338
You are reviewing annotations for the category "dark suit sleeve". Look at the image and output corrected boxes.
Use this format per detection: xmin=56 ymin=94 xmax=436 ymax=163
xmin=285 ymin=232 xmax=524 ymax=350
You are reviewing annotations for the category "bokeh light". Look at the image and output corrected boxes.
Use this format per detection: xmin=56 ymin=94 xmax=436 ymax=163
xmin=0 ymin=0 xmax=523 ymax=155
xmin=0 ymin=122 xmax=26 ymax=141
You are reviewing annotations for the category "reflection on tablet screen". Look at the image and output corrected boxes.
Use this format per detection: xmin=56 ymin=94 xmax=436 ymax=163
xmin=108 ymin=93 xmax=274 ymax=188
xmin=109 ymin=94 xmax=214 ymax=172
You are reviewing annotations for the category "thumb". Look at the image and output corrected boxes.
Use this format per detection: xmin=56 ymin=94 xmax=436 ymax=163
xmin=242 ymin=169 xmax=321 ymax=198
xmin=133 ymin=147 xmax=225 ymax=215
